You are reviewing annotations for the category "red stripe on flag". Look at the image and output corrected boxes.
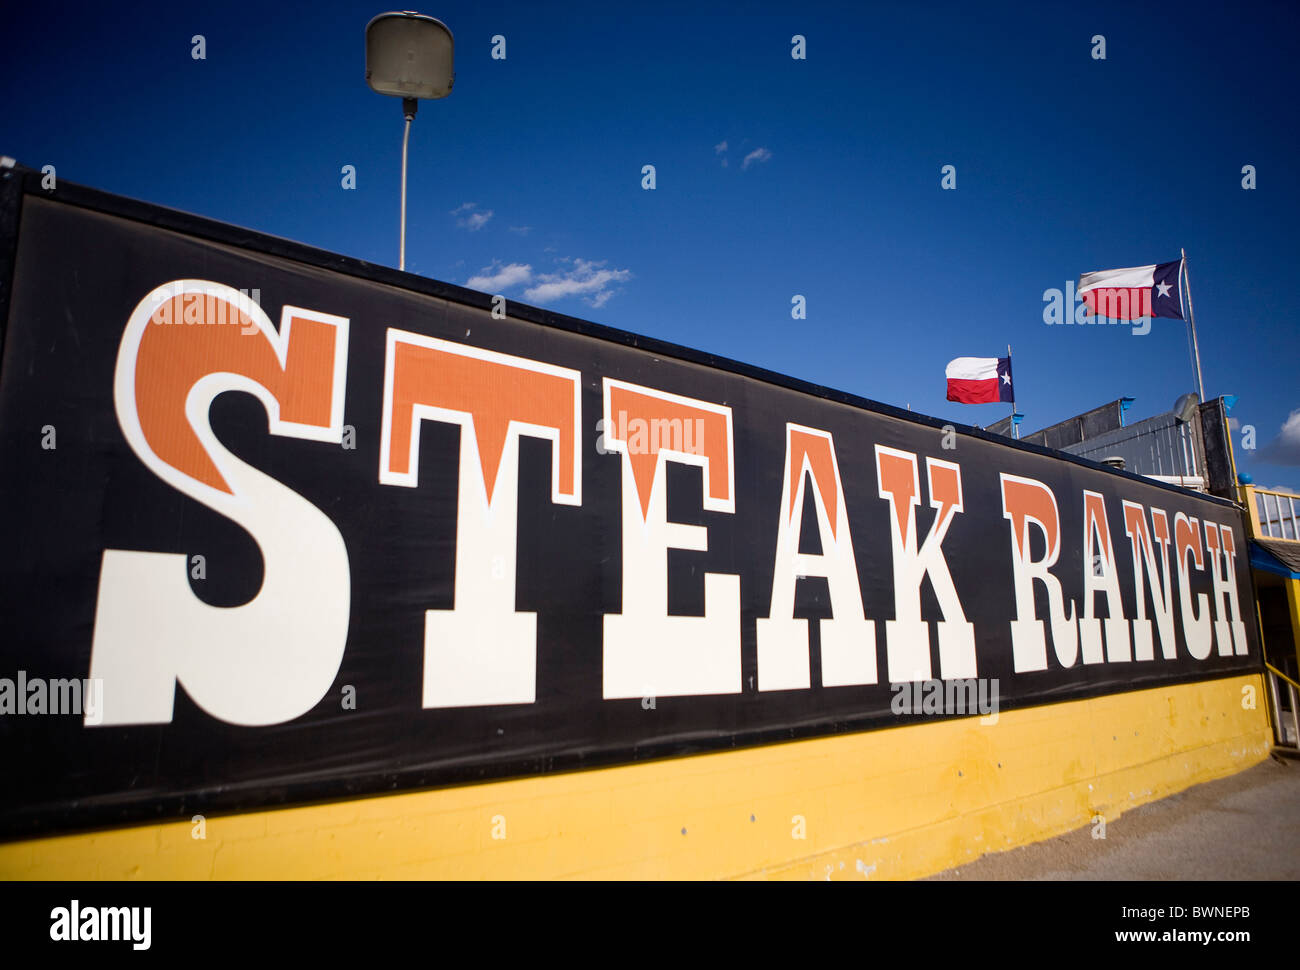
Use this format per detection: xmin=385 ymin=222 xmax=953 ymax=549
xmin=946 ymin=377 xmax=1001 ymax=403
xmin=1083 ymin=287 xmax=1151 ymax=320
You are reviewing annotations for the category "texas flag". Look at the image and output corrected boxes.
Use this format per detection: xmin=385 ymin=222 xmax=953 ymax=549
xmin=945 ymin=356 xmax=1014 ymax=404
xmin=1078 ymin=259 xmax=1184 ymax=321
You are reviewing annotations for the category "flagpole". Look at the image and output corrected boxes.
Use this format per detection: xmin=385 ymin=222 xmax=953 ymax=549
xmin=1008 ymin=343 xmax=1019 ymax=439
xmin=1180 ymin=247 xmax=1207 ymax=402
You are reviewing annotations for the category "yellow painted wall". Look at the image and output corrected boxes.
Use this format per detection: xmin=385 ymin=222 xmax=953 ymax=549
xmin=0 ymin=673 xmax=1271 ymax=880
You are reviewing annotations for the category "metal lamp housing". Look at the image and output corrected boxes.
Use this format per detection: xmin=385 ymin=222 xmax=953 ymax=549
xmin=365 ymin=12 xmax=454 ymax=100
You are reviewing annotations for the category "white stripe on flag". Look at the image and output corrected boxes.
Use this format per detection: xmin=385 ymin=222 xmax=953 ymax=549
xmin=1078 ymin=263 xmax=1157 ymax=293
xmin=945 ymin=357 xmax=999 ymax=381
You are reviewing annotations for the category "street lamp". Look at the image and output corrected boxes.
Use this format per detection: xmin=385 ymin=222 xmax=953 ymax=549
xmin=365 ymin=11 xmax=454 ymax=271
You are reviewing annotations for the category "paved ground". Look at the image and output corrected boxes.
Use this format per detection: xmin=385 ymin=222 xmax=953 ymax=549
xmin=929 ymin=754 xmax=1300 ymax=879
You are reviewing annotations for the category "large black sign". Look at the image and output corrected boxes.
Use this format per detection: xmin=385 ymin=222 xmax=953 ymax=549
xmin=0 ymin=172 xmax=1259 ymax=838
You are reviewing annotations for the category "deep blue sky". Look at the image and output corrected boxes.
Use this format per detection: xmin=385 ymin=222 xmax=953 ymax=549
xmin=4 ymin=0 xmax=1298 ymax=488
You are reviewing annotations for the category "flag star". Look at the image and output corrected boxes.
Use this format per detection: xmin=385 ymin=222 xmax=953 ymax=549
xmin=1156 ymin=280 xmax=1173 ymax=298
xmin=1001 ymin=373 xmax=1011 ymax=385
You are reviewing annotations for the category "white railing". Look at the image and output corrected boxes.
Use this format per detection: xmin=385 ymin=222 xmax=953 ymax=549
xmin=1256 ymin=489 xmax=1300 ymax=540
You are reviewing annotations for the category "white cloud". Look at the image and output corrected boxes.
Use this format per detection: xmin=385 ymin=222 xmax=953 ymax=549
xmin=524 ymin=258 xmax=632 ymax=308
xmin=1263 ymin=484 xmax=1300 ymax=495
xmin=450 ymin=202 xmax=494 ymax=231
xmin=466 ymin=262 xmax=532 ymax=291
xmin=714 ymin=140 xmax=728 ymax=154
xmin=741 ymin=147 xmax=772 ymax=170
xmin=508 ymin=225 xmax=532 ymax=235
xmin=1259 ymin=409 xmax=1300 ymax=466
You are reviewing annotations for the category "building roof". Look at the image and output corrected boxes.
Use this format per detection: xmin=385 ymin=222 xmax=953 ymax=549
xmin=1251 ymin=538 xmax=1300 ymax=579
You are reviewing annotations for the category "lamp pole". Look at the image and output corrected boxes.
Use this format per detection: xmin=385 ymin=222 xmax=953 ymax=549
xmin=365 ymin=12 xmax=454 ymax=272
xmin=400 ymin=98 xmax=416 ymax=270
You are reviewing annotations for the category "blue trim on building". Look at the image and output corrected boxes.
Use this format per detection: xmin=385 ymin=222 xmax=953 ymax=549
xmin=1250 ymin=540 xmax=1300 ymax=579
